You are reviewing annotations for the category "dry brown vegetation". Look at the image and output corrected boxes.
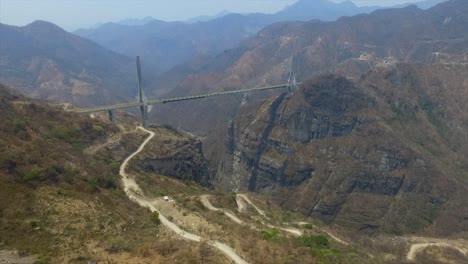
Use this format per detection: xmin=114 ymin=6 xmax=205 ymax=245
xmin=0 ymin=84 xmax=229 ymax=263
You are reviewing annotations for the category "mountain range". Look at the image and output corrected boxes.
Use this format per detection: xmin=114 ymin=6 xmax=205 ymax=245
xmin=74 ymin=0 xmax=447 ymax=73
xmin=150 ymin=0 xmax=468 ymax=135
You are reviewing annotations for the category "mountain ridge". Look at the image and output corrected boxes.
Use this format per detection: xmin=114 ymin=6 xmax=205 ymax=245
xmin=74 ymin=0 xmax=447 ymax=75
xmin=0 ymin=21 xmax=143 ymax=107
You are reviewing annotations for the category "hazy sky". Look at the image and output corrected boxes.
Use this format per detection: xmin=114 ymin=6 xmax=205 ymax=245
xmin=0 ymin=0 xmax=430 ymax=31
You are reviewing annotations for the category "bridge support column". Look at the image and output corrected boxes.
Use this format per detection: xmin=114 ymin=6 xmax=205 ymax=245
xmin=140 ymin=105 xmax=148 ymax=127
xmin=108 ymin=110 xmax=115 ymax=123
xmin=136 ymin=56 xmax=149 ymax=127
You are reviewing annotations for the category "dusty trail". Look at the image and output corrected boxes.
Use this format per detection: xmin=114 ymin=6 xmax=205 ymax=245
xmin=237 ymin=194 xmax=302 ymax=236
xmin=236 ymin=195 xmax=247 ymax=213
xmin=201 ymin=194 xmax=303 ymax=236
xmin=406 ymin=237 xmax=468 ymax=261
xmin=200 ymin=195 xmax=245 ymax=225
xmin=237 ymin=194 xmax=267 ymax=218
xmin=119 ymin=126 xmax=248 ymax=264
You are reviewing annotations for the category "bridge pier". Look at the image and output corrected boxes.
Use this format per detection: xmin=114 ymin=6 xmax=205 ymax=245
xmin=140 ymin=105 xmax=148 ymax=127
xmin=108 ymin=110 xmax=115 ymax=123
xmin=136 ymin=56 xmax=149 ymax=127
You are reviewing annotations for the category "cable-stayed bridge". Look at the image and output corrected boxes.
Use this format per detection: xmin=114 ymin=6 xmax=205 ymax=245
xmin=71 ymin=57 xmax=300 ymax=127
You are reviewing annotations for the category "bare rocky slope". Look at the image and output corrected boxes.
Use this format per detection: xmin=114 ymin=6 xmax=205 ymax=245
xmin=207 ymin=64 xmax=468 ymax=237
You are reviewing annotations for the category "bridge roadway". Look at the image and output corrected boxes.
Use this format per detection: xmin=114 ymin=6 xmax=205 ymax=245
xmin=72 ymin=83 xmax=299 ymax=114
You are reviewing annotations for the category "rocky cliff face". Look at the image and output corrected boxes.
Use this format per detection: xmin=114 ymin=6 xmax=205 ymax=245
xmin=131 ymin=126 xmax=211 ymax=186
xmin=209 ymin=67 xmax=468 ymax=236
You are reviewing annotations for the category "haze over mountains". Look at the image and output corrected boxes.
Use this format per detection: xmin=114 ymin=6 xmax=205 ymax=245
xmin=75 ymin=0 xmax=447 ymax=73
xmin=0 ymin=0 xmax=449 ymax=107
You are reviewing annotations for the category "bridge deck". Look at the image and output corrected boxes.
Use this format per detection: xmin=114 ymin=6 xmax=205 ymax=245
xmin=72 ymin=83 xmax=300 ymax=114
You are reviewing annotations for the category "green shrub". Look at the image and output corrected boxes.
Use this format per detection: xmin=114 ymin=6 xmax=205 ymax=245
xmin=23 ymin=167 xmax=41 ymax=182
xmin=300 ymin=235 xmax=329 ymax=249
xmin=260 ymin=228 xmax=280 ymax=240
xmin=282 ymin=211 xmax=292 ymax=222
xmin=92 ymin=124 xmax=104 ymax=135
xmin=99 ymin=175 xmax=116 ymax=189
xmin=50 ymin=127 xmax=81 ymax=148
xmin=313 ymin=235 xmax=329 ymax=248
xmin=50 ymin=127 xmax=67 ymax=139
xmin=312 ymin=248 xmax=342 ymax=264
xmin=88 ymin=178 xmax=98 ymax=188
xmin=151 ymin=211 xmax=161 ymax=225
xmin=303 ymin=223 xmax=313 ymax=229
xmin=13 ymin=118 xmax=27 ymax=130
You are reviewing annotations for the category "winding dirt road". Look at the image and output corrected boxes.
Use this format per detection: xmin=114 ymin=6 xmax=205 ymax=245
xmin=406 ymin=239 xmax=468 ymax=261
xmin=237 ymin=194 xmax=267 ymax=218
xmin=200 ymin=195 xmax=245 ymax=225
xmin=201 ymin=194 xmax=303 ymax=236
xmin=119 ymin=126 xmax=248 ymax=264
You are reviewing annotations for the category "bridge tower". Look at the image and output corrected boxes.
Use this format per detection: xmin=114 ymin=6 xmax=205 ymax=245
xmin=136 ymin=56 xmax=149 ymax=127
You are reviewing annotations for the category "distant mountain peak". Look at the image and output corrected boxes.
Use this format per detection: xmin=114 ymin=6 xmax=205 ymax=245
xmin=26 ymin=20 xmax=65 ymax=31
xmin=117 ymin=16 xmax=156 ymax=26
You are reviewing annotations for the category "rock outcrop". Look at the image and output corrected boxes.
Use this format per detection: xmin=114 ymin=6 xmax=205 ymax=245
xmin=131 ymin=126 xmax=211 ymax=186
xmin=209 ymin=67 xmax=468 ymax=236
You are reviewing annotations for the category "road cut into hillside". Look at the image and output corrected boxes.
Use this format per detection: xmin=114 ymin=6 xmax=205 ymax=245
xmin=406 ymin=238 xmax=468 ymax=261
xmin=119 ymin=126 xmax=248 ymax=264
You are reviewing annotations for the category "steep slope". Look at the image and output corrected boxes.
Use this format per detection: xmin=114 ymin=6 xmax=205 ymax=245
xmin=151 ymin=0 xmax=468 ymax=135
xmin=0 ymin=21 xmax=139 ymax=107
xmin=0 ymin=84 xmax=224 ymax=263
xmin=209 ymin=64 xmax=468 ymax=236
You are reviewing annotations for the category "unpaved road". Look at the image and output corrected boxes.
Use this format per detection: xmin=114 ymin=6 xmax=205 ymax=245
xmin=120 ymin=126 xmax=248 ymax=264
xmin=236 ymin=195 xmax=247 ymax=213
xmin=200 ymin=195 xmax=245 ymax=225
xmin=201 ymin=194 xmax=303 ymax=236
xmin=237 ymin=194 xmax=267 ymax=218
xmin=406 ymin=238 xmax=468 ymax=261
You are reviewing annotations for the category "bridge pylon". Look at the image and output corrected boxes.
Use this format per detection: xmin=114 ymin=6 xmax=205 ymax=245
xmin=136 ymin=56 xmax=149 ymax=127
